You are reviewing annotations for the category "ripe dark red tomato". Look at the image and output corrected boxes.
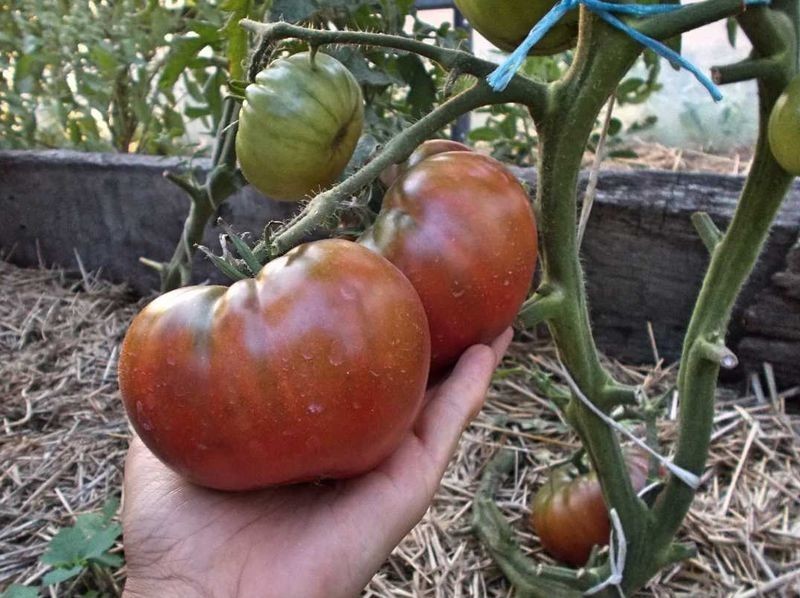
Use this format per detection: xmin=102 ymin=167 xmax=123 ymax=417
xmin=380 ymin=139 xmax=473 ymax=188
xmin=361 ymin=151 xmax=537 ymax=372
xmin=530 ymin=451 xmax=651 ymax=566
xmin=118 ymin=239 xmax=430 ymax=491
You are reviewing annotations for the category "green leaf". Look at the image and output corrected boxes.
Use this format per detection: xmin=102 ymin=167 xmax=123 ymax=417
xmin=90 ymin=44 xmax=120 ymax=77
xmin=221 ymin=0 xmax=251 ymax=81
xmin=608 ymin=117 xmax=622 ymax=137
xmin=468 ymin=127 xmax=501 ymax=142
xmin=92 ymin=552 xmax=124 ymax=568
xmin=0 ymin=584 xmax=40 ymax=598
xmin=396 ymin=54 xmax=435 ymax=116
xmin=42 ymin=565 xmax=84 ymax=586
xmin=41 ymin=499 xmax=122 ymax=570
xmin=159 ymin=26 xmax=221 ymax=90
xmin=185 ymin=106 xmax=212 ymax=119
xmin=627 ymin=115 xmax=658 ymax=133
xmin=222 ymin=227 xmax=263 ymax=276
xmin=198 ymin=247 xmax=251 ymax=281
xmin=333 ymin=48 xmax=397 ymax=88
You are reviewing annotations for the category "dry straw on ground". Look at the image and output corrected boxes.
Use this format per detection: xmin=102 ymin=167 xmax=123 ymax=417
xmin=1 ymin=258 xmax=798 ymax=597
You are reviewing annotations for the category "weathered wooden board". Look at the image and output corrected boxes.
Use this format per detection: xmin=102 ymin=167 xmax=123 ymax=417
xmin=739 ymin=239 xmax=800 ymax=384
xmin=2 ymin=150 xmax=798 ymax=386
xmin=0 ymin=150 xmax=298 ymax=294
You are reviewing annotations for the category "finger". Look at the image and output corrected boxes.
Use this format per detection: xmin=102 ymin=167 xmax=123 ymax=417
xmin=490 ymin=327 xmax=513 ymax=367
xmin=414 ymin=343 xmax=497 ymax=471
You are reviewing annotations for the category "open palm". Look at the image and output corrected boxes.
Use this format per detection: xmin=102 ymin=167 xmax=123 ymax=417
xmin=121 ymin=330 xmax=511 ymax=598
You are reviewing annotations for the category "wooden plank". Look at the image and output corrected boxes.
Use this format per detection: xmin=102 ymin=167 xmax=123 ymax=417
xmin=514 ymin=168 xmax=800 ymax=385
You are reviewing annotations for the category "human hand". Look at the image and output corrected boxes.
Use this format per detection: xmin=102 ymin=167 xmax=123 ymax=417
xmin=121 ymin=328 xmax=512 ymax=598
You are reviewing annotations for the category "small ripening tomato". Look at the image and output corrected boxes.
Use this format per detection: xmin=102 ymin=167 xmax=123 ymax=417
xmin=454 ymin=0 xmax=578 ymax=56
xmin=768 ymin=75 xmax=800 ymax=176
xmin=118 ymin=239 xmax=430 ymax=491
xmin=236 ymin=51 xmax=364 ymax=201
xmin=530 ymin=451 xmax=652 ymax=566
xmin=380 ymin=139 xmax=472 ymax=188
xmin=361 ymin=150 xmax=537 ymax=372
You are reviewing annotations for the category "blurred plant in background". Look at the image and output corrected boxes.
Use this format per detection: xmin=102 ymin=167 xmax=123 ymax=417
xmin=0 ymin=0 xmax=256 ymax=154
xmin=0 ymin=0 xmax=466 ymax=155
xmin=468 ymin=49 xmax=663 ymax=165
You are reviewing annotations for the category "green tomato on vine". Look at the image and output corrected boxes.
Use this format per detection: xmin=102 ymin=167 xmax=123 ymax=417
xmin=236 ymin=51 xmax=364 ymax=201
xmin=454 ymin=0 xmax=578 ymax=56
xmin=768 ymin=75 xmax=800 ymax=176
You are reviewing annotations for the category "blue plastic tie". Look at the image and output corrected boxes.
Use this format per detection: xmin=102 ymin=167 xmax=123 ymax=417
xmin=486 ymin=0 xmax=576 ymax=91
xmin=597 ymin=9 xmax=723 ymax=101
xmin=487 ymin=0 xmax=772 ymax=100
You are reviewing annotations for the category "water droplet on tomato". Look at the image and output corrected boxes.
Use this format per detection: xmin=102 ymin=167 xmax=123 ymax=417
xmin=307 ymin=403 xmax=324 ymax=415
xmin=329 ymin=340 xmax=345 ymax=365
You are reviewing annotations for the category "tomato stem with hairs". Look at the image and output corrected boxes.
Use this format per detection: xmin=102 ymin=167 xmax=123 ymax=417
xmin=251 ymin=82 xmax=535 ymax=258
xmin=649 ymin=4 xmax=797 ymax=556
xmin=476 ymin=0 xmax=796 ymax=593
xmin=239 ymin=19 xmax=549 ymax=120
xmin=152 ymin=96 xmax=245 ymax=292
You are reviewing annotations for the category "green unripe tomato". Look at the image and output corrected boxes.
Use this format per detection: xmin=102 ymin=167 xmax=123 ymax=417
xmin=768 ymin=75 xmax=800 ymax=176
xmin=454 ymin=0 xmax=578 ymax=56
xmin=236 ymin=52 xmax=364 ymax=201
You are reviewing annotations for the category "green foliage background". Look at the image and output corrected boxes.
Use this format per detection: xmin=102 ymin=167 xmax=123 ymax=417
xmin=0 ymin=0 xmax=255 ymax=153
xmin=0 ymin=0 xmax=661 ymax=161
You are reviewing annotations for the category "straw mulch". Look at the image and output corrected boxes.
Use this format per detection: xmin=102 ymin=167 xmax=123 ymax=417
xmin=600 ymin=140 xmax=754 ymax=175
xmin=1 ymin=260 xmax=798 ymax=597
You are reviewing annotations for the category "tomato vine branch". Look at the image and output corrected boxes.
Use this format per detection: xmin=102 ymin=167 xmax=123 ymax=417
xmin=648 ymin=0 xmax=797 ymax=563
xmin=712 ymin=56 xmax=785 ymax=83
xmin=239 ymin=19 xmax=549 ymax=121
xmin=255 ymin=82 xmax=527 ymax=258
xmin=150 ymin=97 xmax=245 ymax=292
xmin=637 ymin=0 xmax=758 ymax=40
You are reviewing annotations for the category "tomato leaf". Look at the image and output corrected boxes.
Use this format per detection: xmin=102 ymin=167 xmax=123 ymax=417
xmin=0 ymin=585 xmax=40 ymax=598
xmin=159 ymin=24 xmax=222 ymax=90
xmin=396 ymin=54 xmax=436 ymax=117
xmin=42 ymin=565 xmax=84 ymax=586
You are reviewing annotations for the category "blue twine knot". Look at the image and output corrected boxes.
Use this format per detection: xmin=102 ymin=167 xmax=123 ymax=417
xmin=487 ymin=0 xmax=772 ymax=102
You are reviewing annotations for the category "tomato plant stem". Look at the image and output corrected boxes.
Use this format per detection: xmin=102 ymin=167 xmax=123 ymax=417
xmin=649 ymin=6 xmax=797 ymax=557
xmin=239 ymin=19 xmax=548 ymax=119
xmin=156 ymin=97 xmax=245 ymax=292
xmin=262 ymin=82 xmax=530 ymax=257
